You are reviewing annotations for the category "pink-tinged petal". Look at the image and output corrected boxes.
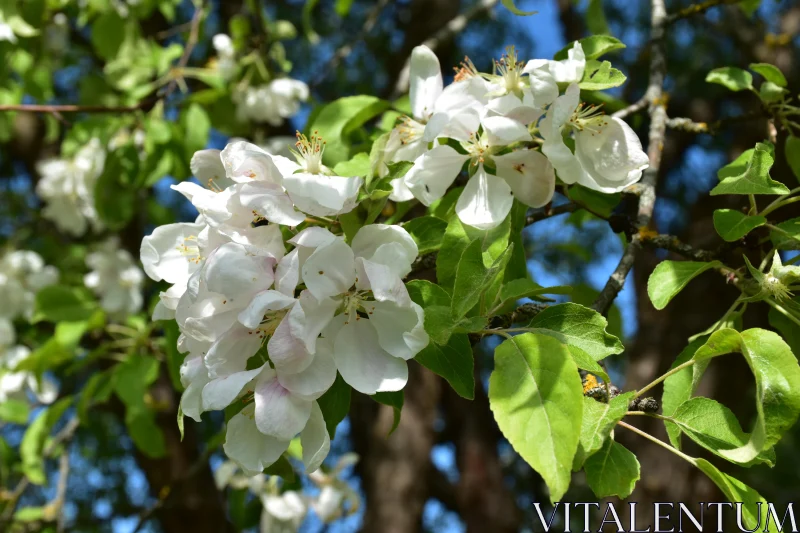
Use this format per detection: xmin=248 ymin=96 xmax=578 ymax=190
xmin=355 ymin=257 xmax=411 ymax=306
xmin=403 ymin=145 xmax=469 ymax=205
xmin=202 ymin=365 xmax=265 ymax=411
xmin=367 ymin=300 xmax=429 ymax=360
xmin=254 ymin=373 xmax=313 ymax=440
xmin=237 ymin=182 xmax=306 ymax=226
xmin=302 ymin=240 xmax=356 ymax=300
xmin=179 ymin=356 xmax=210 ymax=422
xmin=275 ymin=249 xmax=300 ymax=296
xmin=224 ymin=405 xmax=290 ymax=476
xmin=204 ymin=324 xmax=263 ymax=378
xmin=301 ymin=402 xmax=331 ymax=473
xmin=494 ymin=150 xmax=555 ymax=208
xmin=455 ymin=164 xmax=514 ymax=230
xmin=267 ymin=303 xmax=314 ymax=375
xmin=220 ymin=141 xmax=284 ymax=184
xmin=333 ymin=320 xmax=409 ymax=394
xmin=237 ymin=290 xmax=296 ymax=330
xmin=409 ymin=45 xmax=443 ymax=120
xmin=297 ymin=291 xmax=338 ymax=353
xmin=278 ymin=348 xmax=336 ymax=400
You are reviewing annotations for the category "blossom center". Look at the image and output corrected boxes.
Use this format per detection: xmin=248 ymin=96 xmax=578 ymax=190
xmin=292 ymin=130 xmax=327 ymax=175
xmin=397 ymin=116 xmax=425 ymax=145
xmin=569 ymin=103 xmax=608 ymax=135
xmin=176 ymin=236 xmax=202 ymax=264
xmin=492 ymin=46 xmax=525 ymax=96
xmin=341 ymin=290 xmax=374 ymax=324
xmin=464 ymin=131 xmax=491 ymax=164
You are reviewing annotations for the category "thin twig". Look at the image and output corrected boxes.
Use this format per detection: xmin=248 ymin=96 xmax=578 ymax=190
xmin=666 ymin=0 xmax=743 ymax=25
xmin=612 ymin=96 xmax=648 ymax=119
xmin=639 ymin=232 xmax=717 ymax=261
xmin=161 ymin=2 xmax=205 ymax=100
xmin=617 ymin=421 xmax=697 ymax=465
xmin=593 ymin=0 xmax=669 ymax=316
xmin=524 ymin=202 xmax=578 ymax=225
xmin=54 ymin=451 xmax=71 ymax=533
xmin=392 ymin=0 xmax=501 ymax=98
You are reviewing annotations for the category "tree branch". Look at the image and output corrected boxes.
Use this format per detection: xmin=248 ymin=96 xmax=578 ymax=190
xmin=593 ymin=0 xmax=669 ymax=316
xmin=666 ymin=0 xmax=743 ymax=25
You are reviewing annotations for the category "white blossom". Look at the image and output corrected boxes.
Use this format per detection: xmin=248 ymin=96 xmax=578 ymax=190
xmin=0 ymin=251 xmax=59 ymax=320
xmin=36 ymin=138 xmax=106 ymax=236
xmin=234 ymin=79 xmax=309 ymax=126
xmin=84 ymin=238 xmax=144 ymax=317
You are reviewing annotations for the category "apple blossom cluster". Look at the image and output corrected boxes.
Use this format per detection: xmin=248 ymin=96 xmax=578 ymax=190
xmin=35 ymin=137 xmax=106 ymax=237
xmin=233 ymin=78 xmax=310 ymax=126
xmin=214 ymin=453 xmax=359 ymax=531
xmin=84 ymin=238 xmax=145 ymax=317
xmin=140 ymin=140 xmax=427 ymax=474
xmin=385 ymin=43 xmax=649 ymax=230
xmin=0 ymin=250 xmax=59 ymax=404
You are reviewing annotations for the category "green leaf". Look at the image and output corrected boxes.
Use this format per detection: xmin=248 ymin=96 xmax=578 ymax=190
xmin=500 ymin=0 xmax=537 ymax=15
xmin=647 ymin=260 xmax=722 ymax=310
xmin=573 ymin=392 xmax=634 ymax=470
xmin=451 ymin=239 xmax=513 ymax=318
xmin=489 ymin=333 xmax=583 ymax=504
xmin=695 ymin=459 xmax=766 ymax=530
xmin=769 ymin=297 xmax=800 ymax=355
xmin=584 ymin=439 xmax=640 ymax=499
xmin=310 ymin=96 xmax=389 ymax=165
xmin=114 ymin=356 xmax=166 ymax=458
xmin=661 ymin=336 xmax=710 ymax=448
xmin=554 ymin=35 xmax=625 ymax=62
xmin=712 ymin=209 xmax=766 ymax=241
xmin=182 ymin=104 xmax=211 ymax=156
xmin=525 ymin=303 xmax=624 ymax=360
xmin=91 ymin=12 xmax=126 ymax=60
xmin=566 ymin=346 xmax=609 ymax=384
xmin=785 ymin=136 xmax=800 ymax=182
xmin=579 ymin=60 xmax=626 ymax=91
xmin=690 ymin=328 xmax=800 ymax=464
xmin=373 ymin=391 xmax=403 ymax=434
xmin=0 ymin=399 xmax=30 ymax=424
xmin=333 ymin=152 xmax=371 ymax=178
xmin=437 ymin=211 xmax=511 ymax=289
xmin=407 ymin=279 xmax=451 ymax=307
xmin=770 ymin=217 xmax=800 ymax=250
xmin=568 ymin=185 xmax=621 ymax=218
xmin=317 ymin=374 xmax=351 ymax=439
xmin=403 ymin=216 xmax=448 ymax=254
xmin=14 ymin=506 xmax=45 ymax=522
xmin=334 ymin=0 xmax=355 ymax=16
xmin=671 ymin=397 xmax=775 ymax=466
xmin=706 ymin=67 xmax=754 ymax=92
xmin=21 ymin=398 xmax=72 ymax=485
xmin=711 ymin=142 xmax=788 ymax=196
xmin=740 ymin=0 xmax=761 ymax=16
xmin=759 ymin=81 xmax=787 ymax=103
xmin=95 ymin=145 xmax=141 ymax=230
xmin=35 ymin=285 xmax=97 ymax=322
xmin=421 ymin=305 xmax=456 ymax=345
xmin=415 ymin=334 xmax=474 ymax=399
xmin=750 ymin=62 xmax=787 ymax=87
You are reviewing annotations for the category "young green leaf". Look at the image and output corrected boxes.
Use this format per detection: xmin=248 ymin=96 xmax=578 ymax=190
xmin=489 ymin=333 xmax=583 ymax=504
xmin=451 ymin=239 xmax=512 ymax=319
xmin=749 ymin=62 xmax=787 ymax=87
xmin=317 ymin=373 xmax=351 ymax=438
xmin=566 ymin=346 xmax=610 ymax=384
xmin=712 ymin=209 xmax=766 ymax=242
xmin=500 ymin=0 xmax=537 ymax=16
xmin=21 ymin=397 xmax=72 ymax=485
xmin=695 ymin=459 xmax=766 ymax=531
xmin=309 ymin=95 xmax=389 ymax=165
xmin=573 ymin=392 xmax=634 ymax=470
xmin=647 ymin=260 xmax=722 ymax=310
xmin=690 ymin=328 xmax=800 ymax=464
xmin=436 ymin=214 xmax=511 ymax=289
xmin=526 ymin=302 xmax=624 ymax=360
xmin=403 ymin=216 xmax=448 ymax=254
xmin=584 ymin=439 xmax=640 ymax=499
xmin=770 ymin=217 xmax=800 ymax=250
xmin=785 ymin=136 xmax=800 ymax=181
xmin=661 ymin=336 xmax=710 ymax=448
xmin=579 ymin=60 xmax=627 ymax=91
xmin=706 ymin=67 xmax=754 ymax=92
xmin=34 ymin=285 xmax=98 ymax=322
xmin=710 ymin=142 xmax=789 ymax=196
xmin=494 ymin=278 xmax=572 ymax=313
xmin=554 ymin=35 xmax=625 ymax=62
xmin=0 ymin=399 xmax=30 ymax=424
xmin=373 ymin=390 xmax=403 ymax=434
xmin=415 ymin=334 xmax=475 ymax=399
xmin=333 ymin=152 xmax=371 ymax=177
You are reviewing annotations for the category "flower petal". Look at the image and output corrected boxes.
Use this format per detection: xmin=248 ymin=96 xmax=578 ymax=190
xmin=282 ymin=173 xmax=362 ymax=217
xmin=237 ymin=290 xmax=296 ymax=330
xmin=220 ymin=141 xmax=284 ymax=184
xmin=355 ymin=257 xmax=411 ymax=306
xmin=224 ymin=404 xmax=290 ymax=476
xmin=254 ymin=372 xmax=313 ymax=440
xmin=482 ymin=116 xmax=532 ymax=146
xmin=204 ymin=324 xmax=263 ymax=378
xmin=409 ymin=45 xmax=443 ymax=120
xmin=333 ymin=319 xmax=409 ymax=394
xmin=275 ymin=249 xmax=300 ymax=296
xmin=278 ymin=348 xmax=336 ymax=400
xmin=367 ymin=300 xmax=429 ymax=360
xmin=403 ymin=145 xmax=468 ymax=205
xmin=237 ymin=182 xmax=306 ymax=226
xmin=267 ymin=303 xmax=314 ymax=375
xmin=494 ymin=150 xmax=555 ymax=208
xmin=202 ymin=365 xmax=265 ymax=411
xmin=202 ymin=243 xmax=275 ymax=304
xmin=302 ymin=240 xmax=356 ymax=300
xmin=455 ymin=164 xmax=514 ymax=230
xmin=191 ymin=149 xmax=235 ymax=190
xmin=351 ymin=224 xmax=418 ymax=268
xmin=301 ymin=402 xmax=331 ymax=473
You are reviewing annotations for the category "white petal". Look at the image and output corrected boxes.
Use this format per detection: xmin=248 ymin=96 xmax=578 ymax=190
xmin=278 ymin=348 xmax=336 ymax=400
xmin=238 ymin=290 xmax=296 ymax=330
xmin=202 ymin=365 xmax=265 ymax=411
xmin=409 ymin=45 xmax=443 ymax=120
xmin=236 ymin=182 xmax=306 ymax=226
xmin=333 ymin=319 xmax=408 ymax=395
xmin=220 ymin=141 xmax=283 ymax=184
xmin=202 ymin=243 xmax=275 ymax=304
xmin=367 ymin=300 xmax=429 ymax=360
xmin=216 ymin=223 xmax=286 ymax=261
xmin=191 ymin=149 xmax=235 ymax=190
xmin=302 ymin=240 xmax=356 ymax=300
xmin=275 ymin=249 xmax=300 ymax=296
xmin=549 ymin=41 xmax=586 ymax=83
xmin=574 ymin=116 xmax=649 ymax=192
xmin=455 ymin=164 xmax=514 ymax=230
xmin=204 ymin=325 xmax=263 ymax=378
xmin=224 ymin=405 xmax=290 ymax=476
xmin=389 ymin=177 xmax=416 ymax=202
xmin=282 ymin=173 xmax=362 ymax=217
xmin=296 ymin=291 xmax=338 ymax=353
xmin=485 ymin=94 xmax=542 ymax=125
xmin=351 ymin=224 xmax=418 ymax=266
xmin=267 ymin=303 xmax=315 ymax=375
xmin=179 ymin=356 xmax=210 ymax=422
xmin=288 ymin=227 xmax=337 ymax=250
xmin=301 ymin=402 xmax=331 ymax=473
xmin=140 ymin=222 xmax=205 ymax=284
xmin=494 ymin=150 xmax=555 ymax=208
xmin=524 ymin=61 xmax=559 ymax=108
xmin=481 ymin=116 xmax=532 ymax=146
xmin=355 ymin=257 xmax=411 ymax=306
xmin=254 ymin=372 xmax=312 ymax=440
xmin=403 ymin=145 xmax=468 ymax=206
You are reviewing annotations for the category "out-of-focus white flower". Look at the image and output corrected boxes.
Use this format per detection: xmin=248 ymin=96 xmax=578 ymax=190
xmin=44 ymin=13 xmax=69 ymax=52
xmin=213 ymin=33 xmax=237 ymax=80
xmin=0 ymin=251 xmax=59 ymax=320
xmin=234 ymin=79 xmax=309 ymax=126
xmin=308 ymin=453 xmax=360 ymax=523
xmin=36 ymin=138 xmax=106 ymax=237
xmin=84 ymin=238 xmax=144 ymax=316
xmin=0 ymin=342 xmax=58 ymax=406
